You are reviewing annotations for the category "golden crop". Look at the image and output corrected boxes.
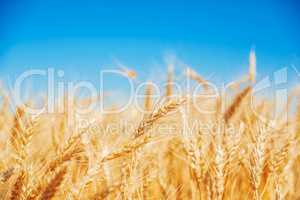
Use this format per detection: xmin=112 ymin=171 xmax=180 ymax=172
xmin=0 ymin=52 xmax=300 ymax=200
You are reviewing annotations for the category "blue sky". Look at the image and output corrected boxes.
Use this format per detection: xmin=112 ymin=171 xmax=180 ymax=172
xmin=0 ymin=0 xmax=299 ymax=88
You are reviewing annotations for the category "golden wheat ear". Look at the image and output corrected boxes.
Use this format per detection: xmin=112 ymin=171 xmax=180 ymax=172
xmin=39 ymin=166 xmax=67 ymax=200
xmin=223 ymin=86 xmax=252 ymax=123
xmin=185 ymin=67 xmax=210 ymax=90
xmin=165 ymin=64 xmax=174 ymax=99
xmin=9 ymin=170 xmax=26 ymax=200
xmin=249 ymin=49 xmax=256 ymax=83
xmin=0 ymin=167 xmax=14 ymax=183
xmin=135 ymin=98 xmax=186 ymax=138
xmin=144 ymin=82 xmax=153 ymax=112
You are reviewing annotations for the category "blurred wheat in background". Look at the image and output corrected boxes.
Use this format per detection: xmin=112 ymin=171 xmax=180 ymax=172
xmin=1 ymin=51 xmax=300 ymax=200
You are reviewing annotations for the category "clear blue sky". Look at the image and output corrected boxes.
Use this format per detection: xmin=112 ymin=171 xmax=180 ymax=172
xmin=0 ymin=0 xmax=299 ymax=86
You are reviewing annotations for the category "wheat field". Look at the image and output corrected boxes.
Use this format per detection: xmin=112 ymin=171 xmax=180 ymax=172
xmin=0 ymin=52 xmax=300 ymax=200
